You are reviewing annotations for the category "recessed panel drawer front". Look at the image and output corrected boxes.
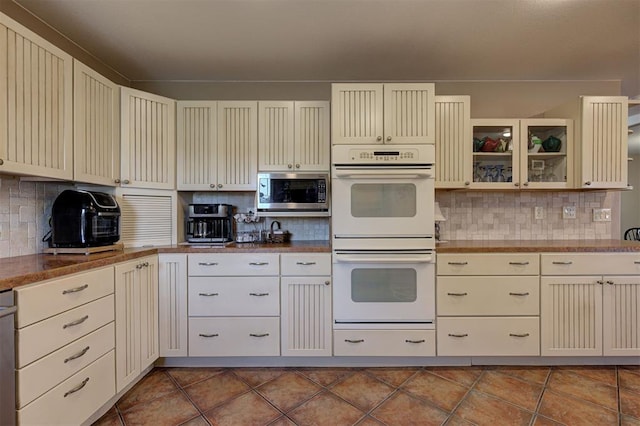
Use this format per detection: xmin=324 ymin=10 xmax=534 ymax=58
xmin=17 ymin=295 xmax=115 ymax=368
xmin=188 ymin=317 xmax=280 ymax=356
xmin=281 ymin=253 xmax=331 ymax=276
xmin=438 ymin=253 xmax=539 ymax=276
xmin=541 ymin=253 xmax=640 ymax=275
xmin=188 ymin=277 xmax=280 ymax=316
xmin=17 ymin=322 xmax=115 ymax=408
xmin=437 ymin=317 xmax=540 ymax=356
xmin=333 ymin=330 xmax=436 ymax=357
xmin=437 ymin=276 xmax=539 ymax=316
xmin=188 ymin=253 xmax=280 ymax=276
xmin=17 ymin=350 xmax=116 ymax=426
xmin=16 ymin=267 xmax=114 ymax=328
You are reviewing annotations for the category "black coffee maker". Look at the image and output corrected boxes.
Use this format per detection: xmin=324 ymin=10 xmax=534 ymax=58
xmin=186 ymin=204 xmax=234 ymax=243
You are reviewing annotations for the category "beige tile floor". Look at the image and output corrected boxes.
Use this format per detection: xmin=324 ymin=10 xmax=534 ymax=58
xmin=94 ymin=365 xmax=640 ymax=426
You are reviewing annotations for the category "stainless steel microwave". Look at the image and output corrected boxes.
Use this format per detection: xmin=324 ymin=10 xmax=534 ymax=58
xmin=257 ymin=173 xmax=330 ymax=216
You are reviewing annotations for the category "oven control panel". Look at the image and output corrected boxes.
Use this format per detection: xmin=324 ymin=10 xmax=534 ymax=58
xmin=332 ymin=144 xmax=435 ymax=165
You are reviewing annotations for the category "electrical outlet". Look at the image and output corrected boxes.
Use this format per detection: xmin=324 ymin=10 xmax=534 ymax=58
xmin=534 ymin=206 xmax=544 ymax=220
xmin=563 ymin=206 xmax=577 ymax=219
xmin=593 ymin=208 xmax=612 ymax=222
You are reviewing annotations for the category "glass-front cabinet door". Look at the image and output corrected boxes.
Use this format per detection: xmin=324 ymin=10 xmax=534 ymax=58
xmin=520 ymin=119 xmax=573 ymax=189
xmin=471 ymin=119 xmax=520 ymax=189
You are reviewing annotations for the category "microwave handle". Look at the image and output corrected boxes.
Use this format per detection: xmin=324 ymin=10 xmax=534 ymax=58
xmin=334 ymin=254 xmax=434 ymax=264
xmin=333 ymin=170 xmax=433 ymax=179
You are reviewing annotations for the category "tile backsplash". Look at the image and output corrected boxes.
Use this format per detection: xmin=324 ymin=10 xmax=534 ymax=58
xmin=436 ymin=190 xmax=615 ymax=241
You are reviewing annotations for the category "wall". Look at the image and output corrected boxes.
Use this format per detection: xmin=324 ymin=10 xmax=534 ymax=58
xmin=437 ymin=190 xmax=617 ymax=241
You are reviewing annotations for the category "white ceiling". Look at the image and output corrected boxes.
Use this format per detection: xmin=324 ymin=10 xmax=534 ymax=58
xmin=10 ymin=0 xmax=640 ymax=96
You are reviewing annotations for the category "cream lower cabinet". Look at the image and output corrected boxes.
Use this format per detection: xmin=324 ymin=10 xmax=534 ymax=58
xmin=280 ymin=253 xmax=332 ymax=356
xmin=187 ymin=253 xmax=280 ymax=356
xmin=115 ymin=255 xmax=159 ymax=392
xmin=541 ymin=253 xmax=640 ymax=356
xmin=437 ymin=253 xmax=540 ymax=356
xmin=14 ymin=267 xmax=115 ymax=425
xmin=158 ymin=254 xmax=188 ymax=357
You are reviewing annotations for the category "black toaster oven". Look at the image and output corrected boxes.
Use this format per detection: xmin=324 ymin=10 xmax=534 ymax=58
xmin=50 ymin=190 xmax=121 ymax=247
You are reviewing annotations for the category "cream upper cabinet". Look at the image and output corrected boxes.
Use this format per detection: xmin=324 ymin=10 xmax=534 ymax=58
xmin=177 ymin=101 xmax=257 ymax=190
xmin=120 ymin=87 xmax=175 ymax=189
xmin=545 ymin=96 xmax=628 ymax=189
xmin=73 ymin=60 xmax=120 ymax=186
xmin=258 ymin=101 xmax=330 ymax=172
xmin=470 ymin=118 xmax=573 ymax=190
xmin=0 ymin=15 xmax=73 ymax=180
xmin=435 ymin=96 xmax=472 ymax=188
xmin=332 ymin=83 xmax=435 ymax=145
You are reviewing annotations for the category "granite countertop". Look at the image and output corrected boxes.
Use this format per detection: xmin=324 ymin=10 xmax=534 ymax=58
xmin=0 ymin=241 xmax=331 ymax=292
xmin=436 ymin=239 xmax=640 ymax=253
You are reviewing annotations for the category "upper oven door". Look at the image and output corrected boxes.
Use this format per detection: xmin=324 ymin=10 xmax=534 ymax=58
xmin=332 ymin=166 xmax=434 ymax=238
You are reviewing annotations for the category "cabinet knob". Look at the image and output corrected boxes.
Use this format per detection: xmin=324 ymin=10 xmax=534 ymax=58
xmin=0 ymin=159 xmax=3 ymax=165
xmin=523 ymin=182 xmax=529 ymax=187
xmin=287 ymin=164 xmax=293 ymax=169
xmin=514 ymin=182 xmax=520 ymax=187
xmin=376 ymin=136 xmax=382 ymax=141
xmin=217 ymin=184 xmax=223 ymax=188
xmin=325 ymin=280 xmax=330 ymax=286
xmin=386 ymin=136 xmax=392 ymax=142
xmin=585 ymin=181 xmax=592 ymax=186
xmin=114 ymin=179 xmax=121 ymax=184
xmin=295 ymin=164 xmax=300 ymax=168
xmin=122 ymin=179 xmax=130 ymax=184
xmin=210 ymin=183 xmax=215 ymax=188
xmin=464 ymin=181 xmax=470 ymax=186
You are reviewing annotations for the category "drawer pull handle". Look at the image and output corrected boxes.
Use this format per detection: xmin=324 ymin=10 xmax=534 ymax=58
xmin=198 ymin=262 xmax=219 ymax=266
xmin=405 ymin=339 xmax=425 ymax=344
xmin=296 ymin=262 xmax=317 ymax=266
xmin=509 ymin=292 xmax=530 ymax=296
xmin=249 ymin=262 xmax=269 ymax=266
xmin=447 ymin=262 xmax=468 ymax=266
xmin=249 ymin=292 xmax=269 ymax=297
xmin=199 ymin=333 xmax=219 ymax=338
xmin=447 ymin=292 xmax=468 ymax=296
xmin=64 ymin=377 xmax=90 ymax=397
xmin=509 ymin=333 xmax=530 ymax=338
xmin=63 ymin=315 xmax=89 ymax=329
xmin=552 ymin=261 xmax=573 ymax=265
xmin=62 ymin=284 xmax=89 ymax=295
xmin=199 ymin=292 xmax=219 ymax=297
xmin=344 ymin=339 xmax=364 ymax=343
xmin=508 ymin=261 xmax=529 ymax=265
xmin=448 ymin=333 xmax=468 ymax=338
xmin=64 ymin=346 xmax=90 ymax=363
xmin=250 ymin=333 xmax=270 ymax=338
xmin=634 ymin=261 xmax=640 ymax=265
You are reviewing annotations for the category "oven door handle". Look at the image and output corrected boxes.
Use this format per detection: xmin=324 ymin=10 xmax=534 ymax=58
xmin=334 ymin=254 xmax=434 ymax=264
xmin=333 ymin=170 xmax=433 ymax=179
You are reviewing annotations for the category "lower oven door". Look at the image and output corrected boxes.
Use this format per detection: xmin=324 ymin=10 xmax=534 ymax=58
xmin=333 ymin=250 xmax=435 ymax=328
xmin=332 ymin=166 xmax=435 ymax=238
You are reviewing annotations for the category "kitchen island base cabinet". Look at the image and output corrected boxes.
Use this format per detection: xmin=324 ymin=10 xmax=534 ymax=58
xmin=437 ymin=317 xmax=540 ymax=356
xmin=333 ymin=330 xmax=436 ymax=357
xmin=17 ymin=350 xmax=115 ymax=426
xmin=188 ymin=317 xmax=280 ymax=357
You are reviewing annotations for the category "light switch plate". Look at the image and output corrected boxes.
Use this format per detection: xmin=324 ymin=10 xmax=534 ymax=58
xmin=563 ymin=206 xmax=577 ymax=219
xmin=593 ymin=208 xmax=612 ymax=222
xmin=534 ymin=206 xmax=544 ymax=220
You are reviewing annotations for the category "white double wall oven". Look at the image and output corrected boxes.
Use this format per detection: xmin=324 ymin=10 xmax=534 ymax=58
xmin=331 ymin=144 xmax=437 ymax=329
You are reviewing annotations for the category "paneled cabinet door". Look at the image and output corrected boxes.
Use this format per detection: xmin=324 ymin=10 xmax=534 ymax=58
xmin=217 ymin=101 xmax=258 ymax=190
xmin=383 ymin=83 xmax=435 ymax=145
xmin=602 ymin=276 xmax=640 ymax=356
xmin=258 ymin=101 xmax=330 ymax=172
xmin=280 ymin=276 xmax=332 ymax=356
xmin=120 ymin=87 xmax=175 ymax=189
xmin=435 ymin=96 xmax=472 ymax=188
xmin=0 ymin=15 xmax=73 ymax=180
xmin=73 ymin=60 xmax=120 ymax=186
xmin=176 ymin=101 xmax=217 ymax=190
xmin=115 ymin=256 xmax=159 ymax=392
xmin=331 ymin=84 xmax=383 ymax=145
xmin=158 ymin=254 xmax=188 ymax=357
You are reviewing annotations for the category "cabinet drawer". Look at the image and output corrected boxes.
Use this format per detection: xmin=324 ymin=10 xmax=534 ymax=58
xmin=437 ymin=276 xmax=539 ymax=316
xmin=17 ymin=322 xmax=114 ymax=408
xmin=188 ymin=253 xmax=279 ymax=276
xmin=437 ymin=317 xmax=540 ymax=356
xmin=17 ymin=295 xmax=114 ymax=368
xmin=188 ymin=317 xmax=280 ymax=356
xmin=333 ymin=330 xmax=435 ymax=357
xmin=281 ymin=253 xmax=331 ymax=276
xmin=15 ymin=267 xmax=114 ymax=328
xmin=17 ymin=350 xmax=115 ymax=426
xmin=438 ymin=254 xmax=539 ymax=276
xmin=188 ymin=277 xmax=279 ymax=316
xmin=541 ymin=253 xmax=640 ymax=275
